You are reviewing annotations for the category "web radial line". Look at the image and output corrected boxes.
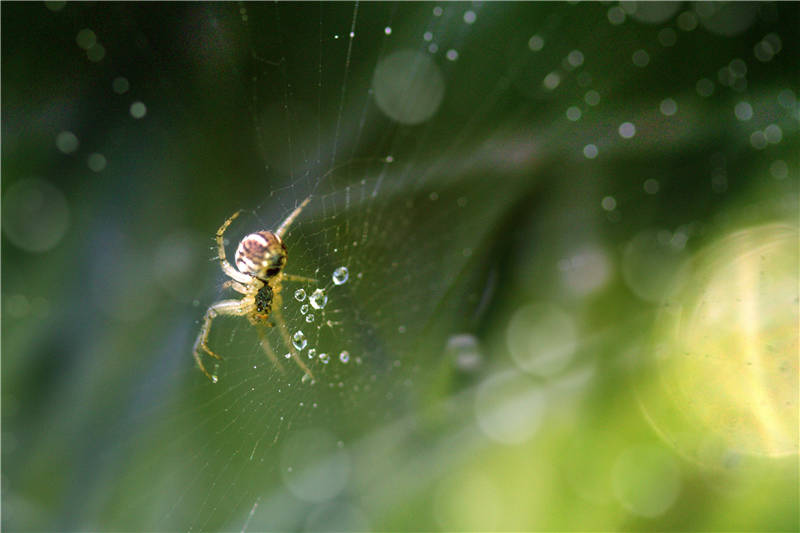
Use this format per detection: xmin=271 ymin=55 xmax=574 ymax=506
xmin=256 ymin=325 xmax=284 ymax=372
xmin=317 ymin=4 xmax=324 ymax=168
xmin=272 ymin=2 xmax=295 ymax=182
xmin=349 ymin=5 xmax=398 ymax=163
xmin=329 ymin=0 xmax=360 ymax=169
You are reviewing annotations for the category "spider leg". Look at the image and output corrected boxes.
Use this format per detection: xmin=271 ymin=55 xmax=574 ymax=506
xmin=255 ymin=325 xmax=285 ymax=372
xmin=193 ymin=298 xmax=253 ymax=381
xmin=275 ymin=196 xmax=311 ymax=240
xmin=222 ymin=280 xmax=252 ymax=294
xmin=216 ymin=210 xmax=251 ymax=284
xmin=281 ymin=273 xmax=317 ymax=284
xmin=271 ymin=291 xmax=315 ymax=379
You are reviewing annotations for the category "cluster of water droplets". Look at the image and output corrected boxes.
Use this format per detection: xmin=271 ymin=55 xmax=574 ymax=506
xmin=288 ymin=267 xmax=354 ymax=373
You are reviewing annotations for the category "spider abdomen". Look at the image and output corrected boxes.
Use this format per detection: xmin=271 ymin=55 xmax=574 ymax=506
xmin=235 ymin=231 xmax=287 ymax=279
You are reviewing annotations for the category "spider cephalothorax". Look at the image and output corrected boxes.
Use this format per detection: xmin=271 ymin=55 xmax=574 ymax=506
xmin=254 ymin=284 xmax=273 ymax=316
xmin=193 ymin=197 xmax=314 ymax=382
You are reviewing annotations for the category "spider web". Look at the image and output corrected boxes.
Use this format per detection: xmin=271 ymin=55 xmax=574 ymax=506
xmin=107 ymin=4 xmax=533 ymax=530
xmin=3 ymin=2 xmax=797 ymax=532
xmin=111 ymin=4 xmax=793 ymax=530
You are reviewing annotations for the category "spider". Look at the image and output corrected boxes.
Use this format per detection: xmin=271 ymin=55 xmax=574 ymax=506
xmin=193 ymin=197 xmax=315 ymax=382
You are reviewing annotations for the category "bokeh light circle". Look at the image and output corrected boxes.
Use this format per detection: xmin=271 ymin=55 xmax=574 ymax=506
xmin=622 ymin=229 xmax=686 ymax=303
xmin=638 ymin=223 xmax=799 ymax=468
xmin=507 ymin=303 xmax=578 ymax=377
xmin=2 ymin=179 xmax=70 ymax=253
xmin=695 ymin=2 xmax=757 ymax=37
xmin=612 ymin=445 xmax=681 ymax=517
xmin=280 ymin=429 xmax=350 ymax=502
xmin=628 ymin=1 xmax=682 ymax=25
xmin=474 ymin=370 xmax=545 ymax=444
xmin=372 ymin=49 xmax=445 ymax=125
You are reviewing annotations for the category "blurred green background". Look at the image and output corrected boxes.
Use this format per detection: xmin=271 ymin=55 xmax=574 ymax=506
xmin=2 ymin=2 xmax=798 ymax=531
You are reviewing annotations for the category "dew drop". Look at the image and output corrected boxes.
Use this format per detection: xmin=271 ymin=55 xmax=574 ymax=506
xmin=307 ymin=348 xmax=317 ymax=360
xmin=305 ymin=314 xmax=315 ymax=323
xmin=332 ymin=266 xmax=349 ymax=285
xmin=319 ymin=352 xmax=330 ymax=364
xmin=284 ymin=352 xmax=292 ymax=359
xmin=310 ymin=288 xmax=328 ymax=309
xmin=300 ymin=304 xmax=309 ymax=315
xmin=339 ymin=350 xmax=350 ymax=364
xmin=294 ymin=288 xmax=307 ymax=301
xmin=292 ymin=330 xmax=307 ymax=351
xmin=301 ymin=373 xmax=311 ymax=383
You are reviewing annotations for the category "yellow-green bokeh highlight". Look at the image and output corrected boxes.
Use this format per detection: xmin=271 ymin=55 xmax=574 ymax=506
xmin=640 ymin=223 xmax=798 ymax=467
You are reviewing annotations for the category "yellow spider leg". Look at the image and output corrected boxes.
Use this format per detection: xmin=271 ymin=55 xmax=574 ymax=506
xmin=222 ymin=280 xmax=252 ymax=294
xmin=216 ymin=210 xmax=251 ymax=284
xmin=255 ymin=325 xmax=285 ymax=372
xmin=281 ymin=273 xmax=317 ymax=284
xmin=275 ymin=196 xmax=311 ymax=240
xmin=271 ymin=291 xmax=315 ymax=379
xmin=193 ymin=299 xmax=253 ymax=381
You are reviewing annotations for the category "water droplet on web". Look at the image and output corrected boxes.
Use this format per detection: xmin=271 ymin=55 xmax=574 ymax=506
xmin=332 ymin=266 xmax=349 ymax=285
xmin=319 ymin=352 xmax=330 ymax=364
xmin=301 ymin=373 xmax=311 ymax=383
xmin=294 ymin=288 xmax=306 ymax=301
xmin=211 ymin=363 xmax=220 ymax=383
xmin=284 ymin=352 xmax=291 ymax=359
xmin=307 ymin=348 xmax=317 ymax=360
xmin=305 ymin=314 xmax=315 ymax=323
xmin=292 ymin=330 xmax=307 ymax=350
xmin=339 ymin=350 xmax=350 ymax=364
xmin=310 ymin=288 xmax=328 ymax=309
xmin=300 ymin=304 xmax=309 ymax=315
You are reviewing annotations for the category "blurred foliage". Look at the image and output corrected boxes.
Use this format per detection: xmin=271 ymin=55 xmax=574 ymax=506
xmin=2 ymin=2 xmax=798 ymax=532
